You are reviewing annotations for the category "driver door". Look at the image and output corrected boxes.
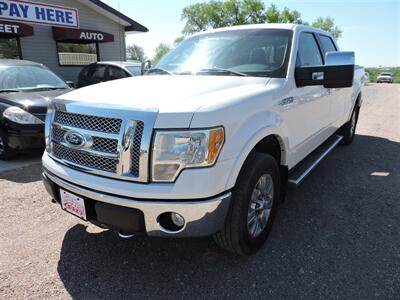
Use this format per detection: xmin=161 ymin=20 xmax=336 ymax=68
xmin=283 ymin=32 xmax=331 ymax=165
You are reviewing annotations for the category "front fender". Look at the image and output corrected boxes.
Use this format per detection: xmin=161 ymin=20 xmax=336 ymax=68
xmin=224 ymin=122 xmax=288 ymax=190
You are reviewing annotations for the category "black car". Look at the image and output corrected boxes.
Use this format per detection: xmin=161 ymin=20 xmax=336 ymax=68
xmin=0 ymin=59 xmax=72 ymax=159
xmin=77 ymin=61 xmax=143 ymax=88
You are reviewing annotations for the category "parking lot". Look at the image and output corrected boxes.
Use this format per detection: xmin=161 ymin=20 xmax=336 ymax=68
xmin=0 ymin=83 xmax=399 ymax=299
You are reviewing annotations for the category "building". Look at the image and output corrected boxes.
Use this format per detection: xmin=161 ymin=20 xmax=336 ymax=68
xmin=0 ymin=0 xmax=148 ymax=82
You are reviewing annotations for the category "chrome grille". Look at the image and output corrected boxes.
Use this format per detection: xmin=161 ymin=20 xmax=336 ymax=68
xmin=52 ymin=143 xmax=118 ymax=173
xmin=52 ymin=126 xmax=65 ymax=142
xmin=48 ymin=106 xmax=154 ymax=182
xmin=131 ymin=121 xmax=144 ymax=177
xmin=52 ymin=126 xmax=119 ymax=154
xmin=54 ymin=111 xmax=122 ymax=133
xmin=92 ymin=136 xmax=118 ymax=153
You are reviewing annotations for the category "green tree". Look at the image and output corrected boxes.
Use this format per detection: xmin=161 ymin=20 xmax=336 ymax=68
xmin=181 ymin=0 xmax=266 ymax=35
xmin=126 ymin=44 xmax=146 ymax=62
xmin=312 ymin=17 xmax=342 ymax=39
xmin=152 ymin=43 xmax=171 ymax=65
xmin=264 ymin=5 xmax=304 ymax=24
xmin=173 ymin=36 xmax=184 ymax=46
xmin=181 ymin=1 xmax=342 ymax=39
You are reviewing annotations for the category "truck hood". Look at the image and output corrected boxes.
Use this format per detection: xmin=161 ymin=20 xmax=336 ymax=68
xmin=58 ymin=75 xmax=270 ymax=127
xmin=1 ymin=88 xmax=72 ymax=114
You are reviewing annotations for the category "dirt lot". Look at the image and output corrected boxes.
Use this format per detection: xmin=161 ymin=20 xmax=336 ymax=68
xmin=0 ymin=84 xmax=399 ymax=299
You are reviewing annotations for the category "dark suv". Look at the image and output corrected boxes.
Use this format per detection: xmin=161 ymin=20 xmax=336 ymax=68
xmin=0 ymin=59 xmax=72 ymax=159
xmin=77 ymin=61 xmax=143 ymax=88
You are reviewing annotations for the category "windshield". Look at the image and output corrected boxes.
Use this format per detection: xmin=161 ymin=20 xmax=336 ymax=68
xmin=0 ymin=65 xmax=68 ymax=92
xmin=380 ymin=73 xmax=392 ymax=76
xmin=126 ymin=65 xmax=142 ymax=76
xmin=155 ymin=29 xmax=293 ymax=77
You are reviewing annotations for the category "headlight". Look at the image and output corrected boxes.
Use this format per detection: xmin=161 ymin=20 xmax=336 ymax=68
xmin=3 ymin=106 xmax=44 ymax=124
xmin=152 ymin=127 xmax=224 ymax=182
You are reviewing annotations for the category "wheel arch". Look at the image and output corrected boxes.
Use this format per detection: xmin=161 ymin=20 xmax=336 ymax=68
xmin=225 ymin=129 xmax=288 ymax=190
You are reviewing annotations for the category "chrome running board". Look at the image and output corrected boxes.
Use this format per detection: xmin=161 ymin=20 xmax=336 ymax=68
xmin=288 ymin=134 xmax=343 ymax=188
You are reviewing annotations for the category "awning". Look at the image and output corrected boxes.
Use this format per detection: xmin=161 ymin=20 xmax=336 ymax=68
xmin=0 ymin=21 xmax=34 ymax=37
xmin=52 ymin=27 xmax=114 ymax=43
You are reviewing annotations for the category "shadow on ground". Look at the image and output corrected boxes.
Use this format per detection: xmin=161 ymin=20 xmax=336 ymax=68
xmin=0 ymin=159 xmax=42 ymax=183
xmin=57 ymin=134 xmax=400 ymax=299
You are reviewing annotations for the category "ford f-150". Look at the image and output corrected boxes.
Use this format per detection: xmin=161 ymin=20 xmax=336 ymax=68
xmin=42 ymin=24 xmax=364 ymax=255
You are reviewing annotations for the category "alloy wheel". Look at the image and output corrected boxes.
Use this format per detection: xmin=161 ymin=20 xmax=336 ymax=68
xmin=247 ymin=174 xmax=274 ymax=238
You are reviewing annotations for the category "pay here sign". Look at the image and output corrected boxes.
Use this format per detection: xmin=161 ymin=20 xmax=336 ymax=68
xmin=0 ymin=0 xmax=79 ymax=28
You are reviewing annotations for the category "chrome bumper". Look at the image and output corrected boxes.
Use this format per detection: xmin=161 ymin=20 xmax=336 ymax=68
xmin=43 ymin=170 xmax=231 ymax=237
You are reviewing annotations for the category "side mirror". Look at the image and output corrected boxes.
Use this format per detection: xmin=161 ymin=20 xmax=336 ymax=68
xmin=141 ymin=60 xmax=151 ymax=75
xmin=66 ymin=81 xmax=75 ymax=88
xmin=295 ymin=51 xmax=355 ymax=88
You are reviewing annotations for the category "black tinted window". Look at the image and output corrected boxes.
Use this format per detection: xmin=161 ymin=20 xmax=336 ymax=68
xmin=297 ymin=33 xmax=323 ymax=67
xmin=108 ymin=66 xmax=128 ymax=80
xmin=319 ymin=35 xmax=337 ymax=53
xmin=88 ymin=65 xmax=107 ymax=84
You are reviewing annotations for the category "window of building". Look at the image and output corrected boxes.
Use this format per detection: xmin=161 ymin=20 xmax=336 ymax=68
xmin=0 ymin=37 xmax=21 ymax=59
xmin=57 ymin=42 xmax=98 ymax=66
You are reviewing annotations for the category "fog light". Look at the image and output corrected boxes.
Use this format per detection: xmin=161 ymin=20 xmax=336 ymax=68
xmin=171 ymin=212 xmax=185 ymax=228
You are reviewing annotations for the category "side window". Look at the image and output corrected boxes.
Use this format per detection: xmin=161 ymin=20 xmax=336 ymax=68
xmin=297 ymin=33 xmax=323 ymax=67
xmin=87 ymin=65 xmax=107 ymax=84
xmin=108 ymin=66 xmax=128 ymax=81
xmin=319 ymin=35 xmax=337 ymax=54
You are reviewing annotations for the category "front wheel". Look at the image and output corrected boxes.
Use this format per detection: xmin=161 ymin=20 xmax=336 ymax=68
xmin=213 ymin=152 xmax=281 ymax=256
xmin=0 ymin=129 xmax=14 ymax=160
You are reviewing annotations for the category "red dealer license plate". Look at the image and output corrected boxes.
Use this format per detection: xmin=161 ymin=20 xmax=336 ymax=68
xmin=60 ymin=189 xmax=87 ymax=220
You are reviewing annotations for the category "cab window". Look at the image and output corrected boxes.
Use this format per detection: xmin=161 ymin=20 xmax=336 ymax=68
xmin=297 ymin=33 xmax=323 ymax=67
xmin=319 ymin=35 xmax=337 ymax=54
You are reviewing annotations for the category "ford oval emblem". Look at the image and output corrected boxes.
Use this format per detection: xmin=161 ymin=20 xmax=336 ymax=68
xmin=64 ymin=131 xmax=85 ymax=148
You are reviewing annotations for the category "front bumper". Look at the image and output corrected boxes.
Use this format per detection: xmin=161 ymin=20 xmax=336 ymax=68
xmin=2 ymin=120 xmax=44 ymax=150
xmin=42 ymin=169 xmax=231 ymax=237
xmin=377 ymin=78 xmax=393 ymax=83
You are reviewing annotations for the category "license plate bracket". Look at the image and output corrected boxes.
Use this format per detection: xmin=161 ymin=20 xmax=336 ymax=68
xmin=60 ymin=189 xmax=87 ymax=220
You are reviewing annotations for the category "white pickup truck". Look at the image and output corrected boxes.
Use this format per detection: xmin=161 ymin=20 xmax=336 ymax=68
xmin=42 ymin=24 xmax=364 ymax=255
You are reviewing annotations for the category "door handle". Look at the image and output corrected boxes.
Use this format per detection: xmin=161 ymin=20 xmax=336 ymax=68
xmin=312 ymin=72 xmax=324 ymax=81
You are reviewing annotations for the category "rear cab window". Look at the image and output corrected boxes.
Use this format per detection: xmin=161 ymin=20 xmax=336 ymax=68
xmin=318 ymin=35 xmax=337 ymax=54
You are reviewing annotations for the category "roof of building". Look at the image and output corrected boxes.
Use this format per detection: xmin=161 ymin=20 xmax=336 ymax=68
xmin=78 ymin=0 xmax=148 ymax=32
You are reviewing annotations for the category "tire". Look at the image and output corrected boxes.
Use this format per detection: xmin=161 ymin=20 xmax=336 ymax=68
xmin=213 ymin=152 xmax=281 ymax=256
xmin=0 ymin=129 xmax=14 ymax=160
xmin=339 ymin=106 xmax=359 ymax=145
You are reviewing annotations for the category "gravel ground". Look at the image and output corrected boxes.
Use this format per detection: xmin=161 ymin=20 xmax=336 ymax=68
xmin=0 ymin=83 xmax=399 ymax=299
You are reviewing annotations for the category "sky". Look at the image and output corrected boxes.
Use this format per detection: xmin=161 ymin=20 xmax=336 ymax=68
xmin=102 ymin=0 xmax=400 ymax=67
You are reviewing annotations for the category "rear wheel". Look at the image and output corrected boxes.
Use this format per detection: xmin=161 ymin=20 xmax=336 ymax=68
xmin=213 ymin=152 xmax=280 ymax=256
xmin=339 ymin=106 xmax=359 ymax=145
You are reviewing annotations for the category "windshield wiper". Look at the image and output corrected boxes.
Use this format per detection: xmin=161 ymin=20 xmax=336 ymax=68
xmin=146 ymin=68 xmax=173 ymax=75
xmin=197 ymin=67 xmax=249 ymax=77
xmin=0 ymin=89 xmax=21 ymax=93
xmin=29 ymin=87 xmax=68 ymax=91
